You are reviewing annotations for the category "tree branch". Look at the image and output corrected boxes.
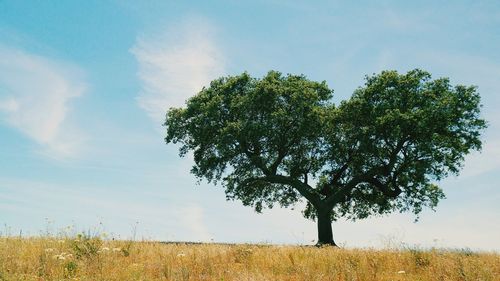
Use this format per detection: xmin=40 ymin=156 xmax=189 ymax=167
xmin=329 ymin=161 xmax=350 ymax=187
xmin=324 ymin=137 xmax=408 ymax=207
xmin=366 ymin=177 xmax=401 ymax=198
xmin=239 ymin=139 xmax=271 ymax=175
xmin=269 ymin=147 xmax=287 ymax=175
xmin=242 ymin=174 xmax=321 ymax=207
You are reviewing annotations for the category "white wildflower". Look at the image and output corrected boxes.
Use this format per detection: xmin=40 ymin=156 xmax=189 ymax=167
xmin=397 ymin=270 xmax=406 ymax=274
xmin=52 ymin=254 xmax=66 ymax=260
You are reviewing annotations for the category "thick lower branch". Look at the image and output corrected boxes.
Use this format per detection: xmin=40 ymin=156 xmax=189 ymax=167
xmin=242 ymin=175 xmax=322 ymax=207
xmin=264 ymin=175 xmax=321 ymax=206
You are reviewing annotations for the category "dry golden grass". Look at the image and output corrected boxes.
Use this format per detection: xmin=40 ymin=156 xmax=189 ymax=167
xmin=0 ymin=236 xmax=498 ymax=281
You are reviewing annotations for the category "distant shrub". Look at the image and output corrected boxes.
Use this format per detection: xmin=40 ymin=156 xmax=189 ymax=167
xmin=457 ymin=247 xmax=476 ymax=257
xmin=70 ymin=233 xmax=102 ymax=259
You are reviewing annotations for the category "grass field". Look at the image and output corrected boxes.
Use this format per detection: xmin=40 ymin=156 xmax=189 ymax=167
xmin=0 ymin=235 xmax=498 ymax=281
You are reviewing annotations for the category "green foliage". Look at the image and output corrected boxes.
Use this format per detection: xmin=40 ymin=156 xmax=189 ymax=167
xmin=64 ymin=261 xmax=78 ymax=278
xmin=166 ymin=71 xmax=332 ymax=212
xmin=71 ymin=233 xmax=103 ymax=259
xmin=165 ymin=69 xmax=486 ymax=222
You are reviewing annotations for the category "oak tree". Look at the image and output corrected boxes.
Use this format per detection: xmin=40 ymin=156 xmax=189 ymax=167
xmin=165 ymin=69 xmax=486 ymax=246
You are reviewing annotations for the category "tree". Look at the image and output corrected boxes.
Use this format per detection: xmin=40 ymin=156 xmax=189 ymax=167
xmin=165 ymin=69 xmax=486 ymax=246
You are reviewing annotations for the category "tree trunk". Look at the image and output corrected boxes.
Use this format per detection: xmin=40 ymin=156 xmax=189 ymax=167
xmin=316 ymin=208 xmax=337 ymax=246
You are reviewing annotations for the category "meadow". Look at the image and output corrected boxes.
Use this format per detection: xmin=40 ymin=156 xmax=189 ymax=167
xmin=0 ymin=235 xmax=498 ymax=281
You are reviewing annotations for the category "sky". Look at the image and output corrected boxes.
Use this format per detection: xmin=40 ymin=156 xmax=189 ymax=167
xmin=0 ymin=1 xmax=499 ymax=251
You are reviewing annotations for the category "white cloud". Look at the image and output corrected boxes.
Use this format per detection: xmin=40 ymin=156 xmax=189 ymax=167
xmin=179 ymin=204 xmax=212 ymax=242
xmin=0 ymin=97 xmax=19 ymax=112
xmin=0 ymin=46 xmax=86 ymax=158
xmin=131 ymin=17 xmax=225 ymax=126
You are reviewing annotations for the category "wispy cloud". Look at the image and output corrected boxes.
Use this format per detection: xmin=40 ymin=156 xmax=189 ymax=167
xmin=0 ymin=46 xmax=86 ymax=158
xmin=179 ymin=204 xmax=212 ymax=242
xmin=379 ymin=7 xmax=435 ymax=32
xmin=131 ymin=17 xmax=225 ymax=126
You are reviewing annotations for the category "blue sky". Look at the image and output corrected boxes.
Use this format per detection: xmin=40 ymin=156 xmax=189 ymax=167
xmin=1 ymin=1 xmax=499 ymax=250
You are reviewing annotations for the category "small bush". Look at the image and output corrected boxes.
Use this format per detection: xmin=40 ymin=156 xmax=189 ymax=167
xmin=64 ymin=261 xmax=78 ymax=277
xmin=410 ymin=248 xmax=431 ymax=268
xmin=70 ymin=233 xmax=103 ymax=259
